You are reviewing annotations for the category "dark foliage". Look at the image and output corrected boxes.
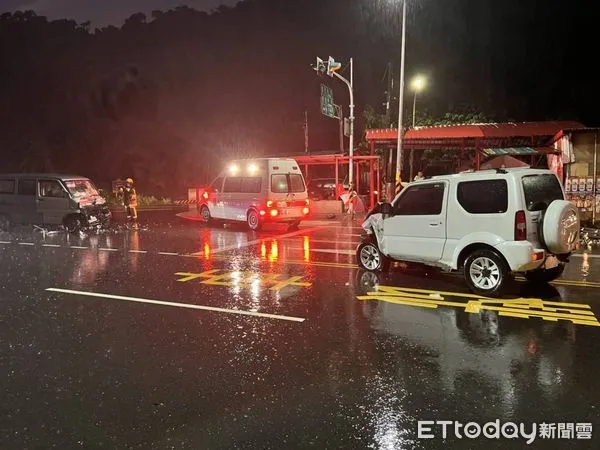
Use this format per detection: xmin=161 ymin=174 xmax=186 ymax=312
xmin=0 ymin=0 xmax=595 ymax=195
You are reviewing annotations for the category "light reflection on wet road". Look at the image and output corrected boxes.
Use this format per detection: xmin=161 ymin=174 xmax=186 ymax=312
xmin=1 ymin=217 xmax=599 ymax=449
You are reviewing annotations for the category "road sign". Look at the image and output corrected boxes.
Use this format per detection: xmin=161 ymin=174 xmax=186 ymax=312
xmin=320 ymin=84 xmax=336 ymax=119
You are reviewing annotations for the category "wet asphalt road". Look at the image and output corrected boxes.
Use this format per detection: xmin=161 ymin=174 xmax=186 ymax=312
xmin=1 ymin=213 xmax=600 ymax=449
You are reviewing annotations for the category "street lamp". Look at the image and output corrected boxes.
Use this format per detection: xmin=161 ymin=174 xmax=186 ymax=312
xmin=411 ymin=75 xmax=426 ymax=128
xmin=409 ymin=74 xmax=426 ymax=180
xmin=394 ymin=0 xmax=407 ymax=188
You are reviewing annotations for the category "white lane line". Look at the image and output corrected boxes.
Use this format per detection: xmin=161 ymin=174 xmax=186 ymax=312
xmin=0 ymin=241 xmax=11 ymax=244
xmin=129 ymin=250 xmax=147 ymax=254
xmin=18 ymin=242 xmax=35 ymax=246
xmin=42 ymin=244 xmax=61 ymax=248
xmin=572 ymin=254 xmax=600 ymax=258
xmin=99 ymin=248 xmax=118 ymax=252
xmin=69 ymin=246 xmax=88 ymax=249
xmin=190 ymin=226 xmax=324 ymax=256
xmin=158 ymin=252 xmax=179 ymax=256
xmin=46 ymin=288 xmax=306 ymax=323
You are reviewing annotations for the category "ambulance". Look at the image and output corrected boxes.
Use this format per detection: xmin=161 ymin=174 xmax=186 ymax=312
xmin=198 ymin=158 xmax=309 ymax=230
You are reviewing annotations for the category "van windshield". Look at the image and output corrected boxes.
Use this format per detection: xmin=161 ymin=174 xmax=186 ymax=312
xmin=64 ymin=179 xmax=98 ymax=198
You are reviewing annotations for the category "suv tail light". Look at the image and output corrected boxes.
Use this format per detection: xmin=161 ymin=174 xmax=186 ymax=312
xmin=515 ymin=210 xmax=526 ymax=241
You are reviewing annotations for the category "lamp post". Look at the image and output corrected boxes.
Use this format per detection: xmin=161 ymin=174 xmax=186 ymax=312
xmin=411 ymin=75 xmax=426 ymax=128
xmin=394 ymin=0 xmax=407 ymax=188
xmin=409 ymin=75 xmax=426 ymax=180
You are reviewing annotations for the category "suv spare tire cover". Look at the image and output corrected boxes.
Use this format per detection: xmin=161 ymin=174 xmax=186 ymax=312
xmin=542 ymin=200 xmax=579 ymax=254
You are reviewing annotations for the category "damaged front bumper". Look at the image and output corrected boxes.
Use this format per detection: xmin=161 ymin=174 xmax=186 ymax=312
xmin=81 ymin=205 xmax=112 ymax=227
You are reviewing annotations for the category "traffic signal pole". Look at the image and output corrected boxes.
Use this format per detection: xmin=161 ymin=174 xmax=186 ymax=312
xmin=332 ymin=58 xmax=354 ymax=185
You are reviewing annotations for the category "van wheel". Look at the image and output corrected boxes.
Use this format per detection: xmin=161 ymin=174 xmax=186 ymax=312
xmin=464 ymin=249 xmax=509 ymax=296
xmin=524 ymin=264 xmax=564 ymax=284
xmin=0 ymin=214 xmax=11 ymax=232
xmin=64 ymin=215 xmax=83 ymax=233
xmin=200 ymin=205 xmax=211 ymax=223
xmin=357 ymin=240 xmax=390 ymax=272
xmin=247 ymin=209 xmax=261 ymax=231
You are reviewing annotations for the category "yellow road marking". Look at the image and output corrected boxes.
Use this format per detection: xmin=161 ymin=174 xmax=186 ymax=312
xmin=357 ymin=285 xmax=600 ymax=327
xmin=174 ymin=270 xmax=312 ymax=293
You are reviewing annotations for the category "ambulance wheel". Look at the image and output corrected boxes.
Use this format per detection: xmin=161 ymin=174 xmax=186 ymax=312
xmin=200 ymin=205 xmax=211 ymax=223
xmin=247 ymin=209 xmax=261 ymax=231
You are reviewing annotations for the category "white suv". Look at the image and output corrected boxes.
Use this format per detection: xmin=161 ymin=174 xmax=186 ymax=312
xmin=357 ymin=168 xmax=580 ymax=296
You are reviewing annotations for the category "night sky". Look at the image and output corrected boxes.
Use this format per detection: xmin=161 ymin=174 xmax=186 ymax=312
xmin=1 ymin=0 xmax=241 ymax=27
xmin=0 ymin=0 xmax=597 ymax=188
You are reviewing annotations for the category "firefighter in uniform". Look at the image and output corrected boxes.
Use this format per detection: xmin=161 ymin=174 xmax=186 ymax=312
xmin=119 ymin=178 xmax=138 ymax=229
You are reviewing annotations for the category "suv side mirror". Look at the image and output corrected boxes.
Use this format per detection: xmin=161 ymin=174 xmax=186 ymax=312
xmin=380 ymin=202 xmax=394 ymax=219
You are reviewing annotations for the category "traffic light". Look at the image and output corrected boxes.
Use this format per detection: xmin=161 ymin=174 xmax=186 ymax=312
xmin=315 ymin=57 xmax=327 ymax=75
xmin=315 ymin=56 xmax=341 ymax=77
xmin=327 ymin=56 xmax=341 ymax=77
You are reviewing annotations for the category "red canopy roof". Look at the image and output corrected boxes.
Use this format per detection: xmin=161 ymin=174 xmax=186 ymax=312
xmin=366 ymin=121 xmax=586 ymax=142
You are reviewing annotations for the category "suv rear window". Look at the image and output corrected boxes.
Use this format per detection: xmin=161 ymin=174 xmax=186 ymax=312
xmin=522 ymin=174 xmax=564 ymax=211
xmin=457 ymin=179 xmax=508 ymax=214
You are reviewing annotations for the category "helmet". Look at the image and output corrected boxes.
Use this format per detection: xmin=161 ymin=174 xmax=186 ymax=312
xmin=126 ymin=178 xmax=134 ymax=184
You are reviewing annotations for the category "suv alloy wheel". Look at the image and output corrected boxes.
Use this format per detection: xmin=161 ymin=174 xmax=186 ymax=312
xmin=464 ymin=248 xmax=509 ymax=296
xmin=357 ymin=240 xmax=390 ymax=272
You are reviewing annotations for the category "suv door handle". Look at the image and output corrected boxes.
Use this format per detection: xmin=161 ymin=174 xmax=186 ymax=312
xmin=429 ymin=221 xmax=441 ymax=226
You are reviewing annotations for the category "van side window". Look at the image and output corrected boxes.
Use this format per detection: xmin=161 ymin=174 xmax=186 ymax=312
xmin=17 ymin=179 xmax=36 ymax=196
xmin=0 ymin=179 xmax=15 ymax=194
xmin=223 ymin=177 xmax=242 ymax=193
xmin=394 ymin=183 xmax=445 ymax=215
xmin=457 ymin=180 xmax=508 ymax=214
xmin=211 ymin=177 xmax=224 ymax=191
xmin=39 ymin=180 xmax=64 ymax=198
xmin=241 ymin=177 xmax=262 ymax=193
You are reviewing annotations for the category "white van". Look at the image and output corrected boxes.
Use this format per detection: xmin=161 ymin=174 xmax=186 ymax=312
xmin=198 ymin=158 xmax=309 ymax=230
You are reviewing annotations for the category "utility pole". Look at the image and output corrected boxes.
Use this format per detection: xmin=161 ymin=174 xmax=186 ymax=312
xmin=395 ymin=0 xmax=407 ymax=186
xmin=303 ymin=110 xmax=309 ymax=153
xmin=385 ymin=62 xmax=394 ymax=198
xmin=384 ymin=62 xmax=393 ymax=125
